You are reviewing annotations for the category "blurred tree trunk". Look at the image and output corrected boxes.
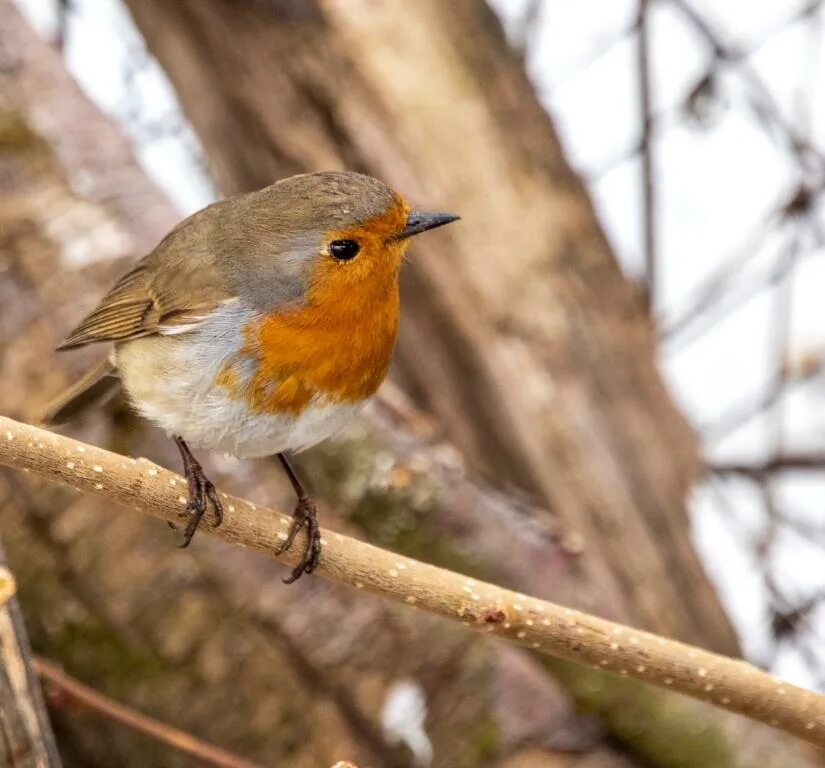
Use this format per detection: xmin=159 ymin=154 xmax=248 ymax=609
xmin=121 ymin=0 xmax=734 ymax=654
xmin=2 ymin=2 xmax=825 ymax=767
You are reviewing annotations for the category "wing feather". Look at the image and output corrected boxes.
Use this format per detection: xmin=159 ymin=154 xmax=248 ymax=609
xmin=57 ymin=260 xmax=233 ymax=350
xmin=58 ymin=198 xmax=244 ymax=350
xmin=57 ymin=267 xmax=157 ymax=349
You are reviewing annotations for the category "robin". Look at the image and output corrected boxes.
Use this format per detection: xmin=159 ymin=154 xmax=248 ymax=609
xmin=45 ymin=171 xmax=458 ymax=582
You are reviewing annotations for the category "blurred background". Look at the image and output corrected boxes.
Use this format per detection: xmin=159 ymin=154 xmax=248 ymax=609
xmin=2 ymin=0 xmax=825 ymax=766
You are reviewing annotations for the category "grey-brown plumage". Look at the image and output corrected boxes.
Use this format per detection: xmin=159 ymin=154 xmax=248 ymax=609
xmin=57 ymin=171 xmax=400 ymax=350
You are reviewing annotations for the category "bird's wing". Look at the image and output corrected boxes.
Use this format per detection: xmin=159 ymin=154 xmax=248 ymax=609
xmin=57 ymin=258 xmax=233 ymax=350
xmin=58 ymin=196 xmax=247 ymax=351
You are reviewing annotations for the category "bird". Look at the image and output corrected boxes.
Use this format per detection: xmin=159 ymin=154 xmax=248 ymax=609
xmin=44 ymin=171 xmax=459 ymax=582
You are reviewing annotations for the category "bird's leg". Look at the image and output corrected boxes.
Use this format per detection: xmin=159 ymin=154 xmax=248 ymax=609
xmin=274 ymin=453 xmax=322 ymax=583
xmin=173 ymin=435 xmax=223 ymax=548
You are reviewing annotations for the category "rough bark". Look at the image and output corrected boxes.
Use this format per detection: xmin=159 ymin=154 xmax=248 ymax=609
xmin=2 ymin=2 xmax=824 ymax=767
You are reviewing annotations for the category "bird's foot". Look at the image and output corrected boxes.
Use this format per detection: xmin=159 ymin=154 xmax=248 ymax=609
xmin=174 ymin=436 xmax=223 ymax=548
xmin=275 ymin=495 xmax=322 ymax=583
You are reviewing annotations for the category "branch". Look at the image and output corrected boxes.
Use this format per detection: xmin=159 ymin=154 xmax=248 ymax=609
xmin=33 ymin=656 xmax=263 ymax=768
xmin=2 ymin=416 xmax=825 ymax=748
xmin=637 ymin=0 xmax=657 ymax=309
xmin=670 ymin=0 xmax=825 ymax=170
xmin=710 ymin=453 xmax=825 ymax=478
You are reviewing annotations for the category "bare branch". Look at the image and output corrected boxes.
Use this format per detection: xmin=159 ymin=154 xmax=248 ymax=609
xmin=34 ymin=655 xmax=264 ymax=768
xmin=1 ymin=416 xmax=825 ymax=747
xmin=637 ymin=0 xmax=657 ymax=309
xmin=670 ymin=0 xmax=825 ymax=171
xmin=710 ymin=453 xmax=825 ymax=478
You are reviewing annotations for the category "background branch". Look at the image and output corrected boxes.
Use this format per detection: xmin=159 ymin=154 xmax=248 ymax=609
xmin=710 ymin=453 xmax=825 ymax=478
xmin=2 ymin=415 xmax=825 ymax=749
xmin=637 ymin=0 xmax=657 ymax=309
xmin=33 ymin=656 xmax=263 ymax=768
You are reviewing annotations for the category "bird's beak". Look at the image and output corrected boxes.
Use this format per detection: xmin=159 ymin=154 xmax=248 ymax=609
xmin=396 ymin=211 xmax=460 ymax=240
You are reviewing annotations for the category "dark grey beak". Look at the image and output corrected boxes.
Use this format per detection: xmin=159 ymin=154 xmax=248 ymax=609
xmin=396 ymin=211 xmax=460 ymax=240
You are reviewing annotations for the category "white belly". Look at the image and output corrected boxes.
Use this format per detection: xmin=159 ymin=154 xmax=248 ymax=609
xmin=114 ymin=303 xmax=362 ymax=458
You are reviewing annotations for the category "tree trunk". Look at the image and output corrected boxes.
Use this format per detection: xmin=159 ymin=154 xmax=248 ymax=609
xmin=3 ymin=1 xmax=824 ymax=766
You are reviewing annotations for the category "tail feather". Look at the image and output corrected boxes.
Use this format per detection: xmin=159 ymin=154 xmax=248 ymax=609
xmin=43 ymin=358 xmax=121 ymax=425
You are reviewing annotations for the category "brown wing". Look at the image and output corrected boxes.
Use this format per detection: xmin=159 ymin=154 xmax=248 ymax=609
xmin=58 ymin=265 xmax=156 ymax=349
xmin=57 ymin=255 xmax=234 ymax=350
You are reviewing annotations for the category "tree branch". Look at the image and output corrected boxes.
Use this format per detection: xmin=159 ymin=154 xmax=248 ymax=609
xmin=33 ymin=655 xmax=263 ymax=768
xmin=637 ymin=0 xmax=657 ymax=309
xmin=2 ymin=415 xmax=825 ymax=748
xmin=710 ymin=453 xmax=825 ymax=478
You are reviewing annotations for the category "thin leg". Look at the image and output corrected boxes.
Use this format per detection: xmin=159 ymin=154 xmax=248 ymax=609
xmin=274 ymin=453 xmax=322 ymax=583
xmin=174 ymin=436 xmax=223 ymax=548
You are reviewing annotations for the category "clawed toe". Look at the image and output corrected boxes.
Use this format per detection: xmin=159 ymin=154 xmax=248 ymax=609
xmin=178 ymin=473 xmax=223 ymax=548
xmin=174 ymin=436 xmax=223 ymax=548
xmin=276 ymin=496 xmax=322 ymax=583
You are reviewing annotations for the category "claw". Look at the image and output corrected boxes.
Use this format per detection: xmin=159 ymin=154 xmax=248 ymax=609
xmin=173 ymin=436 xmax=223 ymax=547
xmin=275 ymin=495 xmax=322 ymax=583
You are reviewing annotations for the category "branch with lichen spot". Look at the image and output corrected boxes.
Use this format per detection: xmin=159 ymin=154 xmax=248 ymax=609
xmin=2 ymin=415 xmax=825 ymax=748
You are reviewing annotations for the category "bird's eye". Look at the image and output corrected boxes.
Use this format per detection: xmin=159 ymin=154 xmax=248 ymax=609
xmin=329 ymin=239 xmax=360 ymax=261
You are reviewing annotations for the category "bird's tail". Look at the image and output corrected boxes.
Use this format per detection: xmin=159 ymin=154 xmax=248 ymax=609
xmin=43 ymin=357 xmax=121 ymax=425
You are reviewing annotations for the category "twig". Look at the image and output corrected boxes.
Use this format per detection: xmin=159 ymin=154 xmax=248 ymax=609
xmin=659 ymin=201 xmax=784 ymax=341
xmin=32 ymin=655 xmax=264 ymax=768
xmin=2 ymin=415 xmax=825 ymax=747
xmin=710 ymin=453 xmax=825 ymax=478
xmin=702 ymin=354 xmax=823 ymax=442
xmin=55 ymin=0 xmax=70 ymax=53
xmin=670 ymin=0 xmax=825 ymax=171
xmin=665 ymin=233 xmax=806 ymax=355
xmin=589 ymin=3 xmax=825 ymax=182
xmin=543 ymin=17 xmax=638 ymax=93
xmin=637 ymin=0 xmax=657 ymax=309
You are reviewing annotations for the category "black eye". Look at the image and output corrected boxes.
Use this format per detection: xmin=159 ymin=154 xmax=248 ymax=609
xmin=329 ymin=239 xmax=360 ymax=261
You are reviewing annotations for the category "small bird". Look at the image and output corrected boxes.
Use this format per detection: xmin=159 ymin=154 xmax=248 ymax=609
xmin=45 ymin=171 xmax=458 ymax=582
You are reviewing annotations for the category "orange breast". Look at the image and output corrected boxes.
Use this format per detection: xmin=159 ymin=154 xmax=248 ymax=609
xmin=236 ymin=203 xmax=409 ymax=416
xmin=243 ymin=281 xmax=400 ymax=415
